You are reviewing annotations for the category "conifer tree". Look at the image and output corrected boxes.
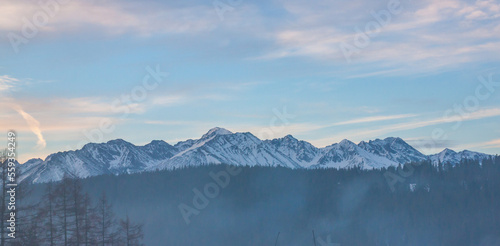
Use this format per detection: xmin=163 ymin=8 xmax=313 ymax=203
xmin=120 ymin=214 xmax=144 ymax=246
xmin=95 ymin=192 xmax=115 ymax=246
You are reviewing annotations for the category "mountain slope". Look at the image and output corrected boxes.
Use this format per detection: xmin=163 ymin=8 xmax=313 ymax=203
xmin=358 ymin=137 xmax=428 ymax=164
xmin=314 ymin=139 xmax=399 ymax=169
xmin=19 ymin=127 xmax=497 ymax=183
xmin=19 ymin=139 xmax=178 ymax=183
xmin=152 ymin=130 xmax=304 ymax=170
xmin=429 ymin=148 xmax=492 ymax=165
xmin=266 ymin=135 xmax=321 ymax=168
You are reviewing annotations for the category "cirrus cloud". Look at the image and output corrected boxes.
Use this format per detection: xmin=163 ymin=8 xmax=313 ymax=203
xmin=13 ymin=105 xmax=46 ymax=150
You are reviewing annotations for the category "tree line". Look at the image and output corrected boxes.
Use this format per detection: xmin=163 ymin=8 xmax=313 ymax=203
xmin=1 ymin=153 xmax=499 ymax=245
xmin=0 ymin=159 xmax=144 ymax=246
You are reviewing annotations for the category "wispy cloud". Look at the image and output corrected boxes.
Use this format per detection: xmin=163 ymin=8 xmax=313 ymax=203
xmin=4 ymin=97 xmax=146 ymax=115
xmin=312 ymin=108 xmax=500 ymax=147
xmin=0 ymin=97 xmax=135 ymax=135
xmin=332 ymin=114 xmax=417 ymax=126
xmin=459 ymin=138 xmax=500 ymax=150
xmin=227 ymin=114 xmax=418 ymax=141
xmin=482 ymin=138 xmax=500 ymax=148
xmin=152 ymin=93 xmax=231 ymax=107
xmin=405 ymin=137 xmax=456 ymax=149
xmin=258 ymin=0 xmax=500 ymax=73
xmin=3 ymin=0 xmax=498 ymax=75
xmin=13 ymin=105 xmax=46 ymax=150
xmin=0 ymin=75 xmax=19 ymax=92
xmin=0 ymin=0 xmax=219 ymax=36
xmin=345 ymin=69 xmax=404 ymax=79
xmin=144 ymin=120 xmax=200 ymax=126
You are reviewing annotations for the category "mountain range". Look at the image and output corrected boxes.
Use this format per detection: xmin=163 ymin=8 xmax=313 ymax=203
xmin=19 ymin=127 xmax=496 ymax=183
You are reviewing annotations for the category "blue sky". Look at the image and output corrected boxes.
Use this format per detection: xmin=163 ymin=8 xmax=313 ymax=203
xmin=1 ymin=0 xmax=500 ymax=162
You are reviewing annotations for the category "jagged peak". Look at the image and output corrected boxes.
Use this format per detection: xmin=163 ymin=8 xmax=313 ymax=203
xmin=338 ymin=139 xmax=358 ymax=149
xmin=145 ymin=140 xmax=173 ymax=148
xmin=459 ymin=149 xmax=484 ymax=154
xmin=368 ymin=137 xmax=404 ymax=144
xmin=323 ymin=139 xmax=354 ymax=149
xmin=148 ymin=140 xmax=167 ymax=145
xmin=383 ymin=136 xmax=405 ymax=142
xmin=282 ymin=134 xmax=298 ymax=141
xmin=44 ymin=151 xmax=64 ymax=162
xmin=440 ymin=148 xmax=457 ymax=154
xmin=339 ymin=139 xmax=354 ymax=145
xmin=174 ymin=138 xmax=195 ymax=146
xmin=268 ymin=134 xmax=301 ymax=146
xmin=201 ymin=127 xmax=233 ymax=139
xmin=22 ymin=158 xmax=43 ymax=165
xmin=107 ymin=138 xmax=131 ymax=145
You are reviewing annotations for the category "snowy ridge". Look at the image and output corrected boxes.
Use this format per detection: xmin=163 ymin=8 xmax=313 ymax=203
xmin=314 ymin=139 xmax=399 ymax=169
xmin=358 ymin=137 xmax=428 ymax=164
xmin=429 ymin=149 xmax=492 ymax=165
xmin=19 ymin=127 xmax=497 ymax=183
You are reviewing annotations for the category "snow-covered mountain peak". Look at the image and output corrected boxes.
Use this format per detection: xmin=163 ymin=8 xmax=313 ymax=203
xmin=339 ymin=139 xmax=356 ymax=148
xmin=366 ymin=137 xmax=403 ymax=146
xmin=18 ymin=128 xmax=497 ymax=184
xmin=439 ymin=148 xmax=457 ymax=156
xmin=143 ymin=139 xmax=175 ymax=150
xmin=146 ymin=140 xmax=169 ymax=146
xmin=23 ymin=158 xmax=43 ymax=166
xmin=428 ymin=148 xmax=493 ymax=166
xmin=269 ymin=134 xmax=311 ymax=147
xmin=201 ymin=127 xmax=232 ymax=139
xmin=279 ymin=134 xmax=299 ymax=143
xmin=106 ymin=138 xmax=132 ymax=146
xmin=173 ymin=139 xmax=196 ymax=152
xmin=442 ymin=148 xmax=455 ymax=153
xmin=382 ymin=136 xmax=403 ymax=142
xmin=357 ymin=137 xmax=427 ymax=164
xmin=150 ymin=139 xmax=164 ymax=143
xmin=44 ymin=151 xmax=65 ymax=162
xmin=269 ymin=135 xmax=304 ymax=148
xmin=380 ymin=137 xmax=409 ymax=147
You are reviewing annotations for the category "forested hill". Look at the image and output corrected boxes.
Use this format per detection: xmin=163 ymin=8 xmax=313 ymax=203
xmin=16 ymin=156 xmax=500 ymax=246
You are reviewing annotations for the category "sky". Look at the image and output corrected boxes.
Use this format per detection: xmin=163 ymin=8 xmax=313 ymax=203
xmin=1 ymin=0 xmax=500 ymax=163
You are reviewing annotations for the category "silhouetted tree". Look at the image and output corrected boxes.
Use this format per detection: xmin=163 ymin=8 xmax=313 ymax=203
xmin=55 ymin=176 xmax=72 ymax=246
xmin=40 ymin=182 xmax=59 ymax=246
xmin=120 ymin=214 xmax=144 ymax=246
xmin=95 ymin=192 xmax=116 ymax=246
xmin=70 ymin=179 xmax=84 ymax=245
xmin=81 ymin=193 xmax=96 ymax=246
